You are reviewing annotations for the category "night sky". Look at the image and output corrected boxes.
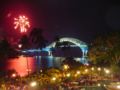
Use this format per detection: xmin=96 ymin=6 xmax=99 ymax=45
xmin=0 ymin=0 xmax=120 ymax=43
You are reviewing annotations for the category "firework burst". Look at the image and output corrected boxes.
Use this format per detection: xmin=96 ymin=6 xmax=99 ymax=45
xmin=14 ymin=15 xmax=30 ymax=33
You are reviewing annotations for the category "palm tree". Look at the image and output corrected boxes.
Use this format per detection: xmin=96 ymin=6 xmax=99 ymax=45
xmin=29 ymin=28 xmax=47 ymax=71
xmin=30 ymin=28 xmax=47 ymax=49
xmin=54 ymin=35 xmax=61 ymax=48
xmin=19 ymin=35 xmax=29 ymax=50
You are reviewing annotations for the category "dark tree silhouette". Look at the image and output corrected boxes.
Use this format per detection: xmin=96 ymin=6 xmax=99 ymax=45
xmin=0 ymin=39 xmax=18 ymax=61
xmin=54 ymin=35 xmax=61 ymax=48
xmin=19 ymin=35 xmax=30 ymax=49
xmin=30 ymin=28 xmax=47 ymax=49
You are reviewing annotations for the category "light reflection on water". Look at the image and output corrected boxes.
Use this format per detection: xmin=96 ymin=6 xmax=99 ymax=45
xmin=4 ymin=56 xmax=56 ymax=77
xmin=6 ymin=56 xmax=36 ymax=77
xmin=4 ymin=56 xmax=72 ymax=77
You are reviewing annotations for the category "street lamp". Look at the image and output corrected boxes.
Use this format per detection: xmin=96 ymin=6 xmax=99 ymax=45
xmin=51 ymin=77 xmax=56 ymax=81
xmin=18 ymin=44 xmax=22 ymax=49
xmin=30 ymin=81 xmax=37 ymax=87
xmin=91 ymin=67 xmax=94 ymax=80
xmin=85 ymin=69 xmax=88 ymax=73
xmin=117 ymin=85 xmax=120 ymax=89
xmin=97 ymin=67 xmax=101 ymax=71
xmin=66 ymin=73 xmax=71 ymax=77
xmin=91 ymin=67 xmax=95 ymax=71
xmin=76 ymin=71 xmax=80 ymax=75
xmin=105 ymin=69 xmax=110 ymax=74
xmin=11 ymin=73 xmax=17 ymax=78
xmin=97 ymin=67 xmax=102 ymax=79
xmin=97 ymin=83 xmax=101 ymax=87
xmin=40 ymin=69 xmax=42 ymax=73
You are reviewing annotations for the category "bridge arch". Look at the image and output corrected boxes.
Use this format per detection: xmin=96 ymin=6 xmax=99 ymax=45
xmin=46 ymin=37 xmax=88 ymax=63
xmin=21 ymin=37 xmax=88 ymax=64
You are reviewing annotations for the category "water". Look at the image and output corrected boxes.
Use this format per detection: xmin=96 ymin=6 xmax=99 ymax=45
xmin=3 ymin=56 xmax=36 ymax=77
xmin=0 ymin=55 xmax=82 ymax=77
xmin=0 ymin=55 xmax=61 ymax=77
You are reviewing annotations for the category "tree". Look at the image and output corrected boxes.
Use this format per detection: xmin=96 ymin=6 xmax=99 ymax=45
xmin=88 ymin=32 xmax=120 ymax=67
xmin=29 ymin=28 xmax=48 ymax=71
xmin=54 ymin=35 xmax=61 ymax=48
xmin=30 ymin=28 xmax=47 ymax=49
xmin=46 ymin=68 xmax=61 ymax=77
xmin=19 ymin=35 xmax=30 ymax=49
xmin=0 ymin=39 xmax=18 ymax=61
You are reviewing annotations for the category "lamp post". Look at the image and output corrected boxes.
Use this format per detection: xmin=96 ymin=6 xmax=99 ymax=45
xmin=97 ymin=67 xmax=102 ymax=80
xmin=63 ymin=64 xmax=69 ymax=79
xmin=26 ymin=56 xmax=30 ymax=76
xmin=91 ymin=67 xmax=94 ymax=81
xmin=104 ymin=69 xmax=110 ymax=79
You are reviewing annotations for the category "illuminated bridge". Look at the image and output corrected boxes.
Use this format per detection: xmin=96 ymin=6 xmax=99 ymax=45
xmin=21 ymin=37 xmax=88 ymax=66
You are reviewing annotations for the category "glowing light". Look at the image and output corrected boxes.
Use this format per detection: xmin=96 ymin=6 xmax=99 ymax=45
xmin=104 ymin=84 xmax=106 ymax=87
xmin=91 ymin=67 xmax=95 ymax=71
xmin=14 ymin=15 xmax=30 ymax=33
xmin=66 ymin=73 xmax=71 ymax=77
xmin=63 ymin=64 xmax=69 ymax=70
xmin=117 ymin=85 xmax=120 ymax=89
xmin=30 ymin=81 xmax=37 ymax=87
xmin=18 ymin=44 xmax=22 ymax=48
xmin=97 ymin=83 xmax=101 ymax=87
xmin=7 ymin=56 xmax=35 ymax=77
xmin=97 ymin=67 xmax=101 ymax=71
xmin=11 ymin=73 xmax=16 ymax=78
xmin=51 ymin=77 xmax=56 ymax=81
xmin=76 ymin=71 xmax=80 ymax=74
xmin=85 ymin=69 xmax=88 ymax=73
xmin=105 ymin=69 xmax=110 ymax=74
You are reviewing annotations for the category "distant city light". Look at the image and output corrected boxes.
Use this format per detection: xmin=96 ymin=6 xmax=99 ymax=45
xmin=14 ymin=15 xmax=30 ymax=33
